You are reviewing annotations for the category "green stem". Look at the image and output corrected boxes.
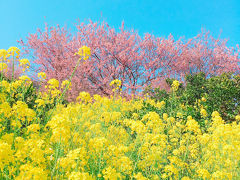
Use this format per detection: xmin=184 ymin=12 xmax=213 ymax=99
xmin=47 ymin=57 xmax=83 ymax=121
xmin=57 ymin=57 xmax=82 ymax=105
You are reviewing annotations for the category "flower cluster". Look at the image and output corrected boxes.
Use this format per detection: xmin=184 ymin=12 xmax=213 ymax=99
xmin=0 ymin=47 xmax=32 ymax=82
xmin=171 ymin=80 xmax=180 ymax=91
xmin=75 ymin=45 xmax=91 ymax=60
xmin=110 ymin=79 xmax=122 ymax=93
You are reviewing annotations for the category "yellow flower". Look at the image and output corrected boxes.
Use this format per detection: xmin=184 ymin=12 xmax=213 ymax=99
xmin=75 ymin=45 xmax=91 ymax=60
xmin=235 ymin=115 xmax=240 ymax=121
xmin=181 ymin=177 xmax=191 ymax=180
xmin=0 ymin=93 xmax=6 ymax=103
xmin=163 ymin=113 xmax=168 ymax=121
xmin=35 ymin=99 xmax=45 ymax=108
xmin=172 ymin=80 xmax=180 ymax=91
xmin=16 ymin=164 xmax=48 ymax=180
xmin=102 ymin=167 xmax=121 ymax=180
xmin=0 ymin=142 xmax=14 ymax=170
xmin=1 ymin=133 xmax=14 ymax=145
xmin=200 ymin=108 xmax=207 ymax=118
xmin=133 ymin=172 xmax=148 ymax=180
xmin=161 ymin=173 xmax=168 ymax=179
xmin=7 ymin=47 xmax=20 ymax=57
xmin=19 ymin=75 xmax=31 ymax=81
xmin=11 ymin=80 xmax=22 ymax=89
xmin=27 ymin=124 xmax=40 ymax=134
xmin=0 ymin=80 xmax=9 ymax=89
xmin=77 ymin=91 xmax=91 ymax=103
xmin=0 ymin=63 xmax=8 ymax=72
xmin=110 ymin=79 xmax=122 ymax=87
xmin=37 ymin=72 xmax=46 ymax=81
xmin=186 ymin=117 xmax=201 ymax=134
xmin=68 ymin=172 xmax=94 ymax=180
xmin=19 ymin=58 xmax=30 ymax=72
xmin=19 ymin=58 xmax=30 ymax=66
xmin=212 ymin=111 xmax=220 ymax=118
xmin=156 ymin=100 xmax=165 ymax=109
xmin=197 ymin=168 xmax=210 ymax=179
xmin=47 ymin=78 xmax=59 ymax=88
xmin=0 ymin=49 xmax=8 ymax=60
xmin=0 ymin=102 xmax=12 ymax=118
xmin=176 ymin=112 xmax=183 ymax=118
xmin=110 ymin=79 xmax=122 ymax=92
xmin=61 ymin=80 xmax=72 ymax=90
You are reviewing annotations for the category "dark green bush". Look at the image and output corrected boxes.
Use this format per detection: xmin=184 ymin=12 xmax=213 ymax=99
xmin=144 ymin=72 xmax=240 ymax=122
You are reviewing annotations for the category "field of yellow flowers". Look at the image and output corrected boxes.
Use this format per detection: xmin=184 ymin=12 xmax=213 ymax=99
xmin=0 ymin=47 xmax=240 ymax=180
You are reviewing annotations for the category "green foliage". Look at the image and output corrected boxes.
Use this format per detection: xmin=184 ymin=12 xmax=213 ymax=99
xmin=143 ymin=85 xmax=169 ymax=101
xmin=144 ymin=72 xmax=240 ymax=124
xmin=183 ymin=72 xmax=240 ymax=121
xmin=182 ymin=72 xmax=207 ymax=105
xmin=204 ymin=73 xmax=240 ymax=121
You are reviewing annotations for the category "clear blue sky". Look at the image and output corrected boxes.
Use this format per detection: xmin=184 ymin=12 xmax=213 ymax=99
xmin=0 ymin=0 xmax=240 ymax=49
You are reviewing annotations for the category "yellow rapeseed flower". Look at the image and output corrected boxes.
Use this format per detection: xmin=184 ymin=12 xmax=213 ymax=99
xmin=0 ymin=142 xmax=14 ymax=170
xmin=200 ymin=108 xmax=207 ymax=118
xmin=172 ymin=80 xmax=180 ymax=91
xmin=77 ymin=91 xmax=91 ymax=103
xmin=47 ymin=78 xmax=59 ymax=88
xmin=37 ymin=72 xmax=46 ymax=82
xmin=19 ymin=58 xmax=30 ymax=72
xmin=110 ymin=79 xmax=121 ymax=87
xmin=102 ymin=167 xmax=121 ymax=180
xmin=235 ymin=115 xmax=240 ymax=121
xmin=181 ymin=177 xmax=191 ymax=180
xmin=0 ymin=49 xmax=8 ymax=60
xmin=133 ymin=172 xmax=148 ymax=180
xmin=19 ymin=75 xmax=31 ymax=81
xmin=75 ymin=46 xmax=91 ymax=60
xmin=201 ymin=97 xmax=207 ymax=102
xmin=19 ymin=58 xmax=30 ymax=66
xmin=0 ymin=63 xmax=8 ymax=72
xmin=110 ymin=79 xmax=122 ymax=93
xmin=7 ymin=47 xmax=20 ymax=57
xmin=35 ymin=99 xmax=45 ymax=108
xmin=61 ymin=80 xmax=72 ymax=90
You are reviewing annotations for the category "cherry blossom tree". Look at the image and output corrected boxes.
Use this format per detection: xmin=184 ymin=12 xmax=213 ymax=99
xmin=19 ymin=20 xmax=240 ymax=100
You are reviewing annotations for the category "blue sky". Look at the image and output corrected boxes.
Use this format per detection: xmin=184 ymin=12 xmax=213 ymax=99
xmin=0 ymin=0 xmax=239 ymax=49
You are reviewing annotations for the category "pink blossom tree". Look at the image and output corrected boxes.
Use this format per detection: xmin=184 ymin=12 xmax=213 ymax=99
xmin=19 ymin=20 xmax=240 ymax=100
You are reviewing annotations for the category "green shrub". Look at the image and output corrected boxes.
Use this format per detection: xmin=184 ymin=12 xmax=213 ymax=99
xmin=144 ymin=72 xmax=240 ymax=123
